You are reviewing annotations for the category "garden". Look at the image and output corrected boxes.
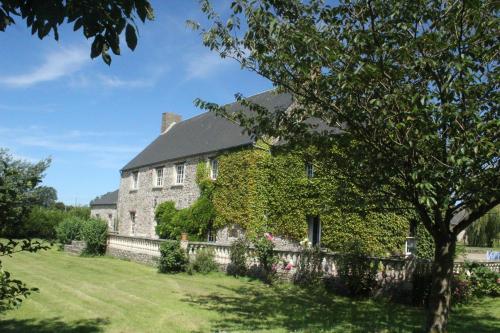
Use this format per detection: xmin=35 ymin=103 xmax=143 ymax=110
xmin=1 ymin=247 xmax=499 ymax=333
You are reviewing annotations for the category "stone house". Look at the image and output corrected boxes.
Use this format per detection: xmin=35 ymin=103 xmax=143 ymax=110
xmin=116 ymin=91 xmax=295 ymax=242
xmin=90 ymin=190 xmax=119 ymax=232
xmin=102 ymin=90 xmax=413 ymax=254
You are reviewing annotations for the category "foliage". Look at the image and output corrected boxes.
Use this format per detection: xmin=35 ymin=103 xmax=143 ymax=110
xmin=213 ymin=146 xmax=409 ymax=256
xmin=411 ymin=266 xmax=433 ymax=307
xmin=80 ymin=218 xmax=107 ymax=256
xmin=30 ymin=186 xmax=57 ymax=208
xmin=187 ymin=248 xmax=219 ymax=275
xmin=0 ymin=0 xmax=154 ymax=65
xmin=154 ymin=162 xmax=216 ymax=241
xmin=55 ymin=216 xmax=84 ymax=245
xmin=65 ymin=206 xmax=91 ymax=220
xmin=0 ymin=239 xmax=49 ymax=313
xmin=253 ymin=235 xmax=278 ymax=283
xmin=293 ymin=246 xmax=324 ymax=287
xmin=213 ymin=148 xmax=269 ymax=239
xmin=334 ymin=244 xmax=379 ymax=297
xmin=155 ymin=201 xmax=178 ymax=239
xmin=462 ymin=262 xmax=500 ymax=298
xmin=0 ymin=150 xmax=50 ymax=311
xmin=158 ymin=241 xmax=187 ymax=273
xmin=16 ymin=206 xmax=65 ymax=240
xmin=451 ymin=273 xmax=473 ymax=305
xmin=0 ymin=149 xmax=50 ymax=236
xmin=196 ymin=1 xmax=499 ymax=330
xmin=466 ymin=205 xmax=500 ymax=247
xmin=227 ymin=237 xmax=249 ymax=276
xmin=416 ymin=223 xmax=435 ymax=260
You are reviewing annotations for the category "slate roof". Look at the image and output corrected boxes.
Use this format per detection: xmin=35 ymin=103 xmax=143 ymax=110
xmin=90 ymin=190 xmax=119 ymax=207
xmin=121 ymin=90 xmax=293 ymax=171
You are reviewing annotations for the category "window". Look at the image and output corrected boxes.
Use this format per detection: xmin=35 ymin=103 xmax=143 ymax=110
xmin=175 ymin=163 xmax=185 ymax=184
xmin=130 ymin=211 xmax=136 ymax=234
xmin=307 ymin=216 xmax=321 ymax=246
xmin=155 ymin=167 xmax=164 ymax=187
xmin=210 ymin=158 xmax=218 ymax=180
xmin=207 ymin=229 xmax=216 ymax=242
xmin=96 ymin=213 xmax=100 ymax=219
xmin=108 ymin=213 xmax=112 ymax=222
xmin=131 ymin=171 xmax=139 ymax=189
xmin=306 ymin=163 xmax=314 ymax=178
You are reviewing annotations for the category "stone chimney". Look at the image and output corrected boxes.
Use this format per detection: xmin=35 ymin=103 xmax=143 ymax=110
xmin=161 ymin=112 xmax=182 ymax=134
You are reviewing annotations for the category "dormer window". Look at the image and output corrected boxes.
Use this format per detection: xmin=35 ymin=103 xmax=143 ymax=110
xmin=131 ymin=171 xmax=139 ymax=189
xmin=155 ymin=167 xmax=164 ymax=187
xmin=210 ymin=158 xmax=218 ymax=180
xmin=306 ymin=163 xmax=314 ymax=178
xmin=175 ymin=163 xmax=185 ymax=185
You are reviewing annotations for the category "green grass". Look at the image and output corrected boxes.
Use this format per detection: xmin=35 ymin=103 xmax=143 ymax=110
xmin=1 ymin=248 xmax=499 ymax=333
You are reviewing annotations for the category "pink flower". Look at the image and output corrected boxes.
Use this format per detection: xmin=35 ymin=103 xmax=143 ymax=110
xmin=285 ymin=262 xmax=294 ymax=271
xmin=265 ymin=232 xmax=274 ymax=241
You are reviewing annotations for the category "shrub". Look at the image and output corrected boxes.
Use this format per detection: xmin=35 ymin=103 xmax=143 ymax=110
xmin=187 ymin=248 xmax=218 ymax=274
xmin=253 ymin=234 xmax=278 ymax=283
xmin=158 ymin=241 xmax=187 ymax=273
xmin=155 ymin=201 xmax=178 ymax=239
xmin=80 ymin=218 xmax=108 ymax=255
xmin=335 ymin=252 xmax=378 ymax=297
xmin=452 ymin=273 xmax=473 ymax=304
xmin=411 ymin=265 xmax=433 ymax=306
xmin=293 ymin=246 xmax=324 ymax=287
xmin=227 ymin=238 xmax=249 ymax=276
xmin=20 ymin=207 xmax=66 ymax=239
xmin=55 ymin=217 xmax=84 ymax=245
xmin=463 ymin=261 xmax=500 ymax=297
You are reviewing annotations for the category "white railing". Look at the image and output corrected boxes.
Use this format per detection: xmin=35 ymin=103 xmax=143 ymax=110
xmin=107 ymin=234 xmax=164 ymax=257
xmin=106 ymin=235 xmax=500 ymax=276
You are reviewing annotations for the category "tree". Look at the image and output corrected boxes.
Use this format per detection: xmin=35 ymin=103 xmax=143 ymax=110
xmin=31 ymin=186 xmax=57 ymax=208
xmin=0 ymin=149 xmax=50 ymax=311
xmin=0 ymin=0 xmax=154 ymax=65
xmin=194 ymin=1 xmax=499 ymax=331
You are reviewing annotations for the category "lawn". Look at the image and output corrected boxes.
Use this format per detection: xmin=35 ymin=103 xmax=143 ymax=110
xmin=1 ymin=248 xmax=499 ymax=333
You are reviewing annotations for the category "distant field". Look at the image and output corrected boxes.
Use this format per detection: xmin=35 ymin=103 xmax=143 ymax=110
xmin=1 ymin=248 xmax=499 ymax=333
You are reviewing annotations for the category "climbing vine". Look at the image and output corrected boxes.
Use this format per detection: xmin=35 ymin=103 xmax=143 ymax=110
xmin=212 ymin=142 xmax=410 ymax=256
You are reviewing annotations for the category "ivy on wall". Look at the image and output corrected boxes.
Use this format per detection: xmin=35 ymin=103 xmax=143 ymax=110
xmin=212 ymin=142 xmax=410 ymax=256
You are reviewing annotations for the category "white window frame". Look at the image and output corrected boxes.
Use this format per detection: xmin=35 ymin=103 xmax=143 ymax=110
xmin=210 ymin=158 xmax=218 ymax=180
xmin=154 ymin=167 xmax=164 ymax=187
xmin=306 ymin=163 xmax=314 ymax=179
xmin=131 ymin=171 xmax=139 ymax=190
xmin=174 ymin=163 xmax=185 ymax=185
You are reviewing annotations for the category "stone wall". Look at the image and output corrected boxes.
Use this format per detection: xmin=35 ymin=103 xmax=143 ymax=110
xmin=90 ymin=205 xmax=118 ymax=232
xmin=215 ymin=225 xmax=301 ymax=251
xmin=64 ymin=240 xmax=86 ymax=255
xmin=117 ymin=154 xmax=212 ymax=238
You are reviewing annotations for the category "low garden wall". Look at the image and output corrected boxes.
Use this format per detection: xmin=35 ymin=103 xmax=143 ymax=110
xmin=106 ymin=234 xmax=500 ymax=277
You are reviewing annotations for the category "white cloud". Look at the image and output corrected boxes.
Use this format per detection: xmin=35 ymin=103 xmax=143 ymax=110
xmin=185 ymin=51 xmax=232 ymax=80
xmin=97 ymin=74 xmax=156 ymax=88
xmin=0 ymin=46 xmax=88 ymax=87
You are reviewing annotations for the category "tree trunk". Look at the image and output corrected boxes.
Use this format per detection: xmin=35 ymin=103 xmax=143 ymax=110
xmin=426 ymin=232 xmax=456 ymax=332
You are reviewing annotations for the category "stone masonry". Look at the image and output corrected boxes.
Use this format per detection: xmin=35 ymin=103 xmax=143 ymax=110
xmin=117 ymin=153 xmax=213 ymax=238
xmin=90 ymin=205 xmax=118 ymax=232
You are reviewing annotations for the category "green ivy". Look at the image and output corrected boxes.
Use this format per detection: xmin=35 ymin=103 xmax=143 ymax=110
xmin=213 ymin=144 xmax=409 ymax=256
xmin=155 ymin=161 xmax=216 ymax=241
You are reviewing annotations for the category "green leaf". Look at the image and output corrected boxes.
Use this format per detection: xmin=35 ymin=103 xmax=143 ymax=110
xmin=90 ymin=35 xmax=104 ymax=59
xmin=125 ymin=24 xmax=137 ymax=51
xmin=73 ymin=18 xmax=83 ymax=31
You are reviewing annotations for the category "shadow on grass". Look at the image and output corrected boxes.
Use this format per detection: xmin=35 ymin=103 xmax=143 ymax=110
xmin=0 ymin=317 xmax=109 ymax=333
xmin=184 ymin=283 xmax=421 ymax=332
xmin=184 ymin=282 xmax=499 ymax=333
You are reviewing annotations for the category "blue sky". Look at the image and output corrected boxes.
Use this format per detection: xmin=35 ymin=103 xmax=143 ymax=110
xmin=0 ymin=1 xmax=271 ymax=205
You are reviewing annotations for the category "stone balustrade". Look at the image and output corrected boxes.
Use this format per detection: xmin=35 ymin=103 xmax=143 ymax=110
xmin=105 ymin=235 xmax=500 ymax=278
